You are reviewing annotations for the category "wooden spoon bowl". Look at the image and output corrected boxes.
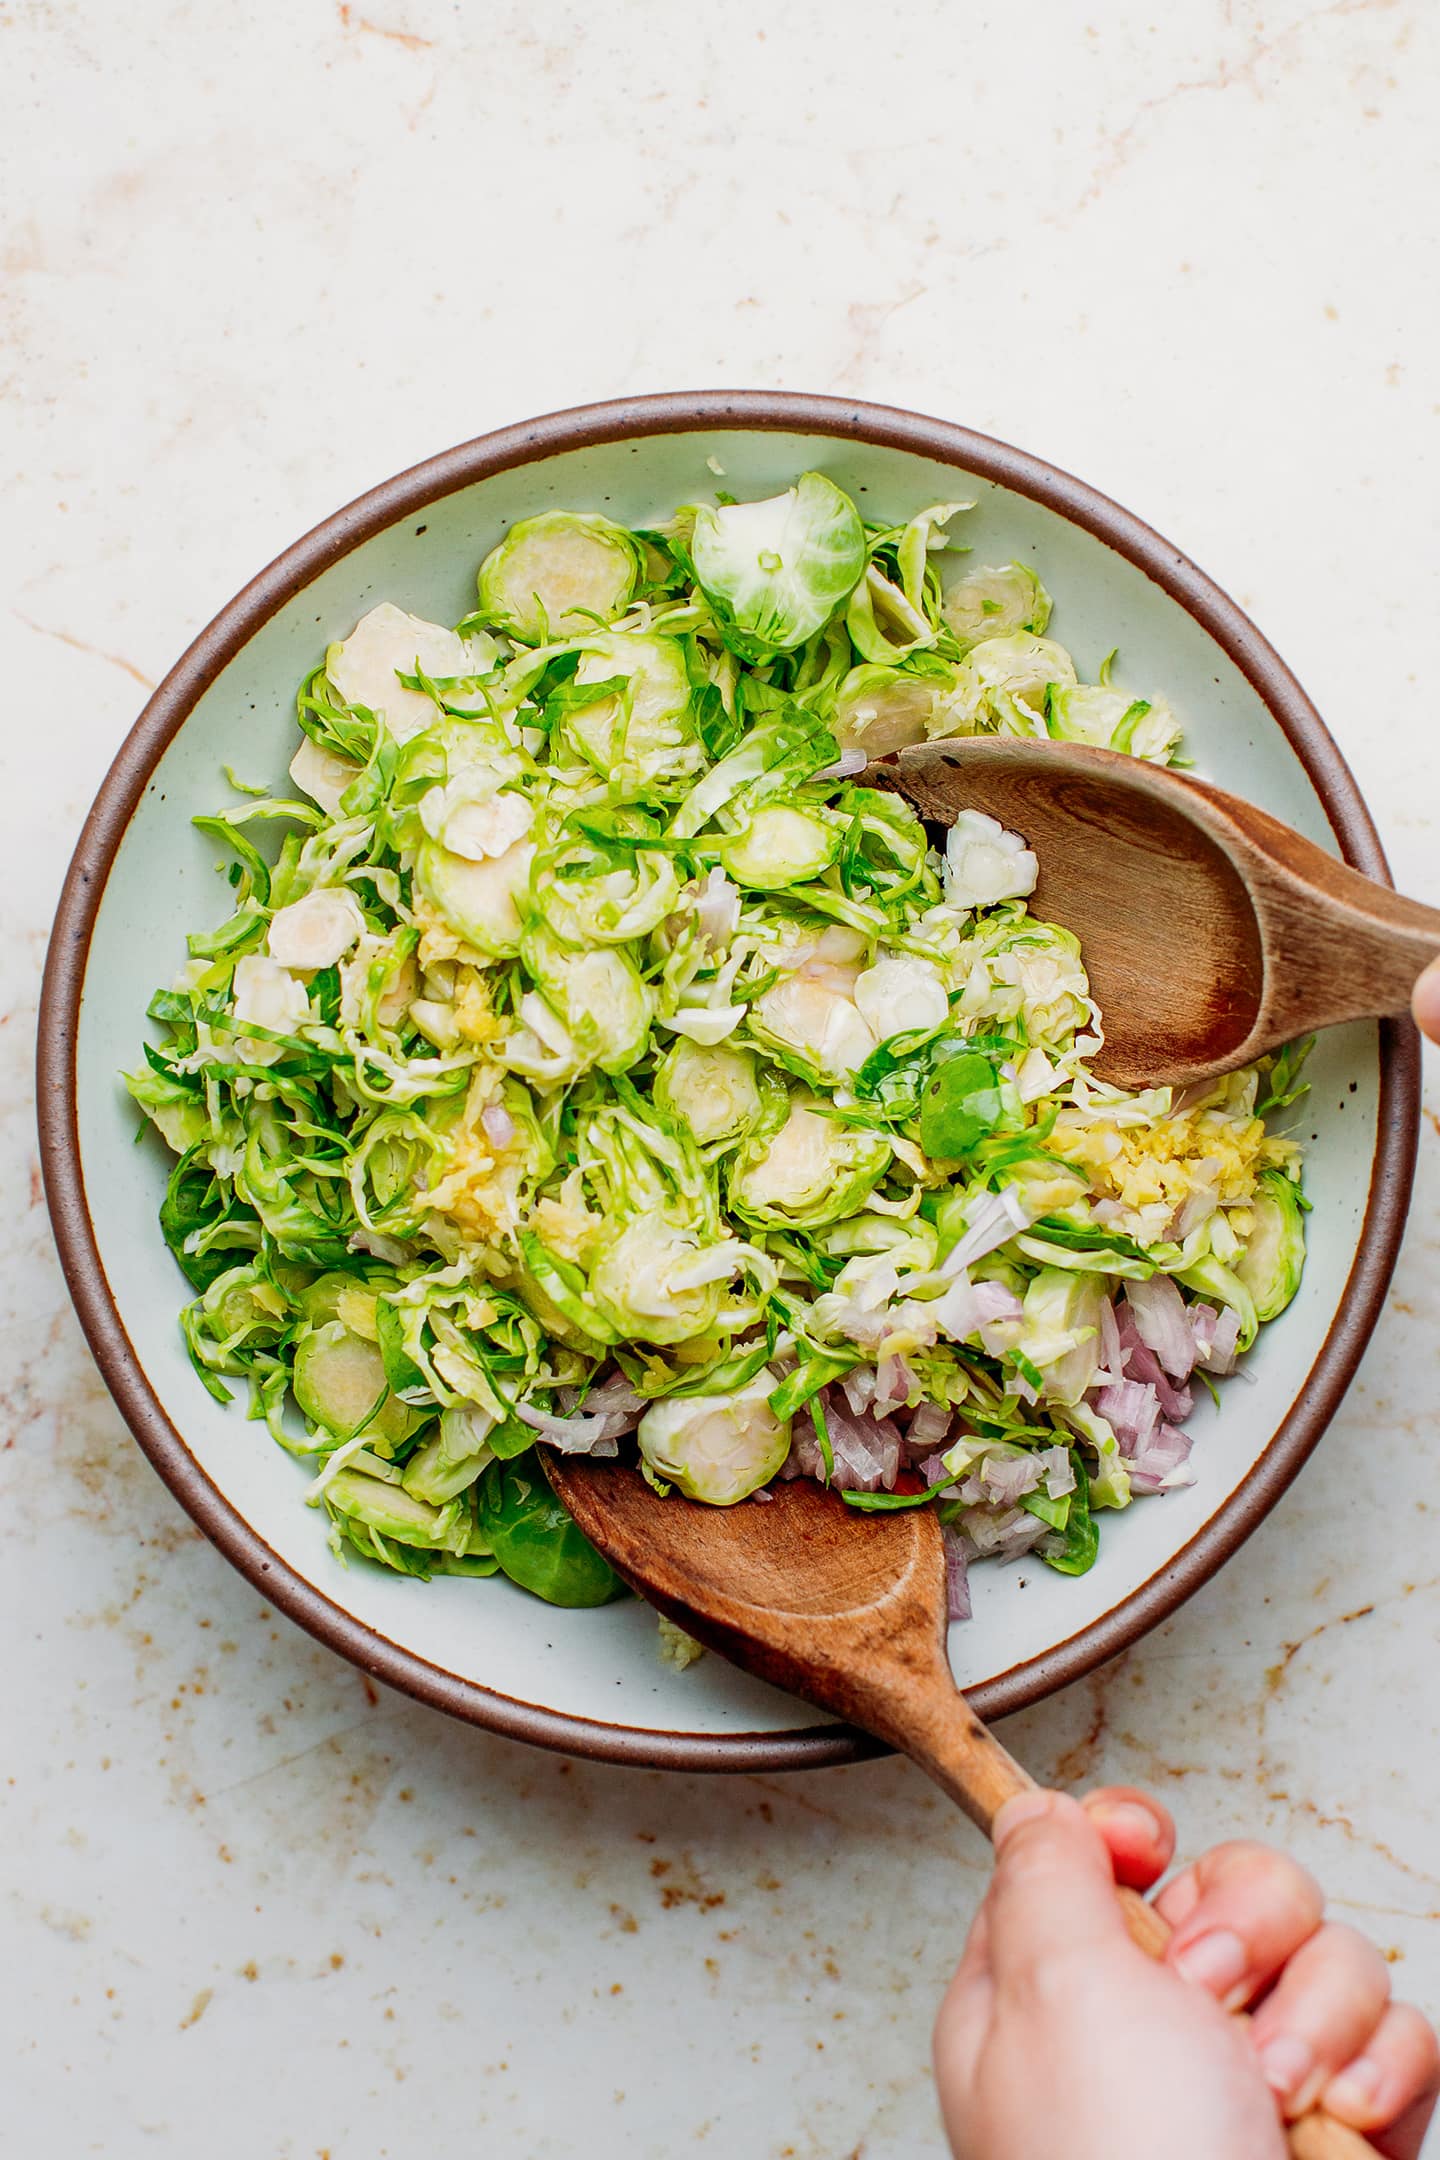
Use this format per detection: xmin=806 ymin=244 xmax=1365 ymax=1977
xmin=875 ymin=736 xmax=1440 ymax=1089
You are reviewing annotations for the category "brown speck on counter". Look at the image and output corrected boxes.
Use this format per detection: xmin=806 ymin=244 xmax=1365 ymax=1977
xmin=178 ymin=1988 xmax=213 ymax=2031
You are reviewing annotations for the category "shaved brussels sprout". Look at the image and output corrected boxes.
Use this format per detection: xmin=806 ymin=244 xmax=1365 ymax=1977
xmin=941 ymin=562 xmax=1052 ymax=652
xmin=655 ymin=1039 xmax=762 ymax=1148
xmin=729 ymin=1097 xmax=890 ymax=1226
xmin=831 ymin=663 xmax=963 ymax=757
xmin=944 ymin=810 xmax=1038 ymax=909
xmin=1234 ymin=1168 xmax=1306 ymax=1322
xmin=717 ymin=804 xmax=840 ymax=890
xmin=476 ymin=511 xmax=639 ymax=645
xmin=291 ymin=735 xmax=360 ymax=816
xmin=691 ymin=473 xmax=866 ymax=656
xmin=1177 ymin=1253 xmax=1259 ymax=1350
xmin=751 ymin=974 xmax=875 ymax=1082
xmin=268 ymin=887 xmax=366 ymax=971
xmin=558 ymin=632 xmax=701 ymax=791
xmin=854 ymin=953 xmax=949 ymax=1040
xmin=1047 ymin=683 xmax=1182 ymax=764
xmin=637 ymin=1376 xmax=791 ymax=1504
xmin=125 ymin=1067 xmax=209 ymax=1155
xmin=402 ymin=1430 xmax=495 ymax=1506
xmin=1017 ymin=1269 xmax=1104 ymax=1405
xmin=846 ymin=564 xmax=934 ymax=665
xmin=520 ymin=922 xmax=653 ymax=1073
xmin=327 ymin=602 xmax=473 ymax=743
xmin=590 ymin=1212 xmax=744 ymax=1345
xmin=953 ymin=632 xmax=1077 ymax=735
xmin=324 ymin=1470 xmax=466 ymax=1551
xmin=414 ymin=835 xmax=534 ymax=958
xmin=294 ymin=1322 xmax=413 ymax=1444
xmin=536 ymin=838 xmax=680 ymax=948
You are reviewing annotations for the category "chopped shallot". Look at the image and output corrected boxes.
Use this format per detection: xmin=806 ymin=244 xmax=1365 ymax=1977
xmin=1126 ymin=1420 xmax=1196 ymax=1494
xmin=481 ymin=1103 xmax=517 ymax=1149
xmin=942 ymin=1525 xmax=973 ymax=1621
xmin=1191 ymin=1301 xmax=1241 ymax=1376
xmin=1123 ymin=1275 xmax=1196 ymax=1380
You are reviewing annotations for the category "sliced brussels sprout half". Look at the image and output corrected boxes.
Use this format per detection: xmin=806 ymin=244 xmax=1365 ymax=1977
xmin=476 ymin=511 xmax=639 ymax=645
xmin=293 ymin=1321 xmax=414 ymax=1445
xmin=729 ymin=1097 xmax=890 ymax=1227
xmin=401 ymin=1430 xmax=495 ymax=1506
xmin=326 ymin=602 xmax=474 ymax=744
xmin=750 ymin=973 xmax=876 ymax=1083
xmin=1233 ymin=1167 xmax=1306 ymax=1323
xmin=690 ymin=473 xmax=866 ymax=655
xmin=414 ymin=835 xmax=535 ymax=959
xmin=655 ymin=1039 xmax=763 ymax=1149
xmin=324 ymin=1470 xmax=468 ymax=1551
xmin=716 ymin=804 xmax=841 ymax=891
xmin=637 ymin=1376 xmax=791 ymax=1505
xmin=940 ymin=563 xmax=1052 ymax=652
xmin=1016 ymin=1269 xmax=1104 ymax=1405
xmin=953 ymin=632 xmax=1077 ymax=735
xmin=556 ymin=632 xmax=700 ymax=790
xmin=831 ymin=663 xmax=961 ymax=757
xmin=1046 ymin=683 xmax=1182 ymax=765
xmin=520 ymin=921 xmax=653 ymax=1074
xmin=535 ymin=838 xmax=681 ymax=948
xmin=589 ymin=1211 xmax=744 ymax=1345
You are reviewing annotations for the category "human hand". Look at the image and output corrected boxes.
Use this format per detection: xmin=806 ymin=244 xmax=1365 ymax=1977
xmin=1413 ymin=957 xmax=1440 ymax=1045
xmin=933 ymin=1788 xmax=1439 ymax=2160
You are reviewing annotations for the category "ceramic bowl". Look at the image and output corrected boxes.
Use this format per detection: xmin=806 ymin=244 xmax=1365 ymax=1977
xmin=38 ymin=391 xmax=1418 ymax=1769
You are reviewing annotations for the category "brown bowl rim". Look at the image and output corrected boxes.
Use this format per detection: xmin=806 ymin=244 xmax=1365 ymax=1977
xmin=37 ymin=389 xmax=1420 ymax=1772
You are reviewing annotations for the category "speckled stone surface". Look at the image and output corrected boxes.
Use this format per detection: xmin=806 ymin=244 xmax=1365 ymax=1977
xmin=5 ymin=4 xmax=1440 ymax=2154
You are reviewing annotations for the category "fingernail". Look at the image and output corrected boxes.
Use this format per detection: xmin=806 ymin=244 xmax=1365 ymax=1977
xmin=1326 ymin=2056 xmax=1384 ymax=2116
xmin=1258 ymin=2033 xmax=1313 ymax=2099
xmin=1089 ymin=1799 xmax=1164 ymax=1846
xmin=1413 ymin=956 xmax=1440 ymax=1041
xmin=992 ymin=1790 xmax=1055 ymax=1847
xmin=1170 ymin=1927 xmax=1250 ymax=2001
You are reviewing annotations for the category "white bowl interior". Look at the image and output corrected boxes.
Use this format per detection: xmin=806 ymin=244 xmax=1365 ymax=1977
xmin=74 ymin=427 xmax=1380 ymax=1739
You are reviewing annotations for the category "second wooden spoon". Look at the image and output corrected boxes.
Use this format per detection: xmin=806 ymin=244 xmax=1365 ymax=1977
xmin=875 ymin=736 xmax=1440 ymax=1090
xmin=546 ymin=1454 xmax=1375 ymax=2160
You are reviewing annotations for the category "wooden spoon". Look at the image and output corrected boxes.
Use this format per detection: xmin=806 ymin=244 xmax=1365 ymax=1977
xmin=547 ymin=1456 xmax=1374 ymax=2159
xmin=873 ymin=736 xmax=1440 ymax=1090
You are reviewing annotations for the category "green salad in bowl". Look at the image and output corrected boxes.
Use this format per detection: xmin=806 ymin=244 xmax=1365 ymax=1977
xmin=125 ymin=471 xmax=1308 ymax=1622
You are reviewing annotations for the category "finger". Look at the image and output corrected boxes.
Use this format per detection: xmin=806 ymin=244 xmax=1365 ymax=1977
xmin=1248 ymin=1921 xmax=1392 ymax=2119
xmin=986 ymin=1789 xmax=1133 ymax=2004
xmin=1156 ymin=1840 xmax=1324 ymax=2009
xmin=933 ymin=1911 xmax=994 ymax=2104
xmin=947 ymin=1894 xmax=993 ymax=1993
xmin=1081 ymin=1786 xmax=1175 ymax=1890
xmin=1411 ymin=955 xmax=1440 ymax=1045
xmin=1323 ymin=2002 xmax=1440 ymax=2160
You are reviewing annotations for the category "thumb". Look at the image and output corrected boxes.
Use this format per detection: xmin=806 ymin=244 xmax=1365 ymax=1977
xmin=985 ymin=1789 xmax=1131 ymax=1998
xmin=1413 ymin=956 xmax=1440 ymax=1046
